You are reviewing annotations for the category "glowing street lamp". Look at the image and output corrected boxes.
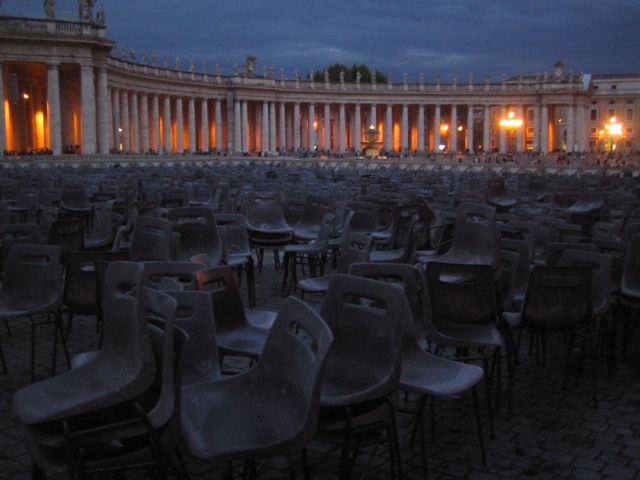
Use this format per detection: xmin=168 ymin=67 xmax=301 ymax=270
xmin=440 ymin=123 xmax=449 ymax=133
xmin=602 ymin=117 xmax=623 ymax=152
xmin=499 ymin=110 xmax=523 ymax=129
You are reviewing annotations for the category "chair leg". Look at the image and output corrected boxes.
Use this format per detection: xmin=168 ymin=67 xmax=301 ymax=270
xmin=30 ymin=316 xmax=37 ymax=383
xmin=4 ymin=318 xmax=12 ymax=337
xmin=416 ymin=395 xmax=429 ymax=479
xmin=471 ymin=386 xmax=487 ymax=467
xmin=175 ymin=449 xmax=191 ymax=480
xmin=481 ymin=354 xmax=495 ymax=440
xmin=386 ymin=400 xmax=403 ymax=480
xmin=0 ymin=326 xmax=7 ymax=373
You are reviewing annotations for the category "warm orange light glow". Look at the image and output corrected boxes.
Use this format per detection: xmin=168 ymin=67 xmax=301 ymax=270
xmin=22 ymin=93 xmax=29 ymax=100
xmin=313 ymin=120 xmax=318 ymax=130
xmin=605 ymin=117 xmax=623 ymax=136
xmin=500 ymin=111 xmax=523 ymax=128
xmin=35 ymin=111 xmax=46 ymax=149
xmin=440 ymin=123 xmax=449 ymax=132
xmin=4 ymin=100 xmax=13 ymax=151
xmin=457 ymin=125 xmax=463 ymax=132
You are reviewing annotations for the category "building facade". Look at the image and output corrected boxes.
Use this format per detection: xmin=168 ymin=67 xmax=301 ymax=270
xmin=1 ymin=13 xmax=638 ymax=157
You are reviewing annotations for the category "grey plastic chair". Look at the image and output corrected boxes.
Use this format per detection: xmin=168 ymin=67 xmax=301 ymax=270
xmin=181 ymin=296 xmax=333 ymax=478
xmin=246 ymin=192 xmax=293 ymax=272
xmin=294 ymin=195 xmax=336 ymax=241
xmin=13 ymin=261 xmax=156 ymax=425
xmin=316 ymin=274 xmax=404 ymax=479
xmin=168 ymin=206 xmax=223 ymax=265
xmin=349 ymin=262 xmax=490 ymax=473
xmin=1 ymin=223 xmax=42 ymax=269
xmin=130 ymin=215 xmax=174 ymax=261
xmin=0 ymin=244 xmax=64 ymax=381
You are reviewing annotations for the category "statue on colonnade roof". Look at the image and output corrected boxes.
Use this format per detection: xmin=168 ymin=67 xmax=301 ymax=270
xmin=79 ymin=0 xmax=95 ymax=23
xmin=95 ymin=4 xmax=105 ymax=27
xmin=44 ymin=0 xmax=55 ymax=20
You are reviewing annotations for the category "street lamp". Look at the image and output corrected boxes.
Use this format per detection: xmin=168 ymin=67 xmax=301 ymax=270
xmin=499 ymin=110 xmax=523 ymax=153
xmin=603 ymin=117 xmax=622 ymax=152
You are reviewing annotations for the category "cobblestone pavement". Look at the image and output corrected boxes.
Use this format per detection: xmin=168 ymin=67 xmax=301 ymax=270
xmin=1 ymin=256 xmax=640 ymax=480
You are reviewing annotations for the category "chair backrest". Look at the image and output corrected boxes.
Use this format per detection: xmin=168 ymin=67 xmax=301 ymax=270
xmin=194 ymin=265 xmax=247 ymax=331
xmin=560 ymin=249 xmax=612 ymax=312
xmin=500 ymin=238 xmax=532 ymax=296
xmin=594 ymin=239 xmax=629 ymax=293
xmin=425 ymin=261 xmax=498 ymax=327
xmin=320 ymin=274 xmax=403 ymax=405
xmin=130 ymin=216 xmax=173 ymax=261
xmin=220 ymin=223 xmax=252 ymax=260
xmin=622 ymin=233 xmax=640 ymax=296
xmin=498 ymin=249 xmax=520 ymax=312
xmin=47 ymin=219 xmax=84 ymax=261
xmin=447 ymin=202 xmax=497 ymax=267
xmin=346 ymin=201 xmax=379 ymax=234
xmin=165 ymin=290 xmax=220 ymax=384
xmin=1 ymin=223 xmax=42 ymax=268
xmin=141 ymin=261 xmax=204 ymax=291
xmin=246 ymin=192 xmax=289 ymax=231
xmin=521 ymin=265 xmax=592 ymax=329
xmin=544 ymin=242 xmax=597 ymax=266
xmin=336 ymin=233 xmax=372 ymax=273
xmin=168 ymin=207 xmax=222 ymax=264
xmin=2 ymin=243 xmax=61 ymax=305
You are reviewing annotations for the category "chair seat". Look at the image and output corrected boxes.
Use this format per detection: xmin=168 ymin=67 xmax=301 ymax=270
xmin=245 ymin=309 xmax=277 ymax=330
xmin=0 ymin=296 xmax=59 ymax=318
xmin=217 ymin=326 xmax=268 ymax=358
xmin=400 ymin=347 xmax=484 ymax=397
xmin=435 ymin=320 xmax=503 ymax=349
xmin=320 ymin=359 xmax=392 ymax=408
xmin=297 ymin=273 xmax=335 ymax=293
xmin=70 ymin=351 xmax=99 ymax=370
xmin=181 ymin=376 xmax=306 ymax=461
xmin=502 ymin=311 xmax=521 ymax=328
xmin=369 ymin=247 xmax=404 ymax=263
xmin=284 ymin=243 xmax=323 ymax=255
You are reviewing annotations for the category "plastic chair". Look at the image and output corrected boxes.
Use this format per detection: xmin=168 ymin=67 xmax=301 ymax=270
xmin=500 ymin=238 xmax=532 ymax=308
xmin=47 ymin=219 xmax=84 ymax=263
xmin=0 ymin=244 xmax=65 ymax=381
xmin=130 ymin=216 xmax=174 ymax=261
xmin=221 ymin=222 xmax=257 ymax=307
xmin=1 ymin=223 xmax=42 ymax=270
xmin=621 ymin=234 xmax=640 ymax=359
xmin=316 ymin=274 xmax=404 ymax=480
xmin=181 ymin=296 xmax=333 ymax=478
xmin=195 ymin=265 xmax=271 ymax=361
xmin=246 ymin=192 xmax=293 ymax=271
xmin=168 ymin=206 xmax=223 ymax=265
xmin=83 ymin=201 xmax=115 ymax=250
xmin=349 ymin=262 xmax=491 ymax=472
xmin=293 ymin=195 xmax=336 ymax=241
xmin=486 ymin=176 xmax=517 ymax=210
xmin=12 ymin=261 xmax=156 ymax=425
xmin=298 ymin=233 xmax=372 ymax=299
xmin=544 ymin=242 xmax=597 ymax=266
xmin=345 ymin=200 xmax=379 ymax=235
xmin=141 ymin=261 xmax=204 ymax=291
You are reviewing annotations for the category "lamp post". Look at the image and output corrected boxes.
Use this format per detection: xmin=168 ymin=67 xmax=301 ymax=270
xmin=499 ymin=110 xmax=523 ymax=153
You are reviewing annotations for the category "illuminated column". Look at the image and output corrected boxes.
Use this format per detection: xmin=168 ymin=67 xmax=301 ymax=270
xmin=215 ymin=98 xmax=222 ymax=151
xmin=96 ymin=67 xmax=109 ymax=154
xmin=516 ymin=105 xmax=524 ymax=152
xmin=293 ymin=102 xmax=301 ymax=149
xmin=483 ymin=105 xmax=490 ymax=152
xmin=278 ymin=101 xmax=286 ymax=149
xmin=540 ymin=105 xmax=549 ymax=153
xmin=354 ymin=103 xmax=361 ymax=152
xmin=0 ymin=63 xmax=5 ymax=154
xmin=324 ymin=103 xmax=331 ymax=150
xmin=120 ymin=91 xmax=130 ymax=152
xmin=417 ymin=104 xmax=425 ymax=151
xmin=566 ymin=104 xmax=575 ymax=151
xmin=450 ymin=104 xmax=457 ymax=152
xmin=576 ymin=105 xmax=587 ymax=152
xmin=466 ymin=106 xmax=474 ymax=152
xmin=370 ymin=104 xmax=377 ymax=127
xmin=261 ymin=101 xmax=269 ymax=152
xmin=130 ymin=91 xmax=139 ymax=153
xmin=151 ymin=94 xmax=160 ymax=152
xmin=163 ymin=96 xmax=171 ymax=153
xmin=201 ymin=98 xmax=209 ymax=151
xmin=308 ymin=103 xmax=316 ymax=149
xmin=47 ymin=64 xmax=62 ymax=155
xmin=401 ymin=104 xmax=409 ymax=151
xmin=384 ymin=104 xmax=392 ymax=151
xmin=241 ymin=100 xmax=249 ymax=152
xmin=112 ymin=89 xmax=120 ymax=150
xmin=233 ymin=99 xmax=241 ymax=152
xmin=187 ymin=97 xmax=195 ymax=153
xmin=338 ymin=103 xmax=346 ymax=152
xmin=108 ymin=88 xmax=114 ymax=150
xmin=531 ymin=105 xmax=540 ymax=151
xmin=140 ymin=93 xmax=149 ymax=153
xmin=433 ymin=104 xmax=441 ymax=152
xmin=499 ymin=105 xmax=507 ymax=154
xmin=175 ymin=97 xmax=184 ymax=153
xmin=80 ymin=65 xmax=97 ymax=154
xmin=269 ymin=102 xmax=276 ymax=151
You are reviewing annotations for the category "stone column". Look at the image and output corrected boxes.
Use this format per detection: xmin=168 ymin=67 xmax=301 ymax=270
xmin=293 ymin=102 xmax=301 ymax=150
xmin=0 ymin=64 xmax=5 ymax=154
xmin=417 ymin=104 xmax=425 ymax=151
xmin=187 ymin=97 xmax=196 ymax=153
xmin=540 ymin=105 xmax=549 ymax=153
xmin=384 ymin=104 xmax=392 ymax=151
xmin=354 ymin=103 xmax=361 ymax=152
xmin=108 ymin=88 xmax=114 ymax=151
xmin=120 ymin=91 xmax=130 ymax=152
xmin=215 ymin=98 xmax=222 ymax=151
xmin=163 ymin=96 xmax=171 ymax=153
xmin=47 ymin=64 xmax=62 ymax=155
xmin=278 ymin=102 xmax=286 ymax=149
xmin=433 ymin=104 xmax=441 ymax=152
xmin=401 ymin=104 xmax=409 ymax=151
xmin=241 ymin=100 xmax=249 ymax=152
xmin=566 ymin=104 xmax=575 ymax=151
xmin=175 ymin=97 xmax=184 ymax=153
xmin=467 ymin=106 xmax=474 ymax=152
xmin=96 ymin=67 xmax=109 ymax=154
xmin=130 ymin=91 xmax=139 ymax=153
xmin=261 ymin=101 xmax=269 ymax=152
xmin=151 ymin=94 xmax=160 ymax=152
xmin=576 ymin=105 xmax=587 ymax=152
xmin=324 ymin=103 xmax=331 ymax=150
xmin=201 ymin=98 xmax=209 ymax=152
xmin=112 ymin=89 xmax=120 ymax=151
xmin=308 ymin=103 xmax=316 ymax=149
xmin=338 ymin=103 xmax=346 ymax=152
xmin=483 ymin=105 xmax=490 ymax=152
xmin=499 ymin=105 xmax=507 ymax=154
xmin=531 ymin=105 xmax=540 ymax=152
xmin=80 ymin=65 xmax=97 ymax=154
xmin=269 ymin=102 xmax=276 ymax=151
xmin=233 ymin=99 xmax=241 ymax=152
xmin=516 ymin=105 xmax=524 ymax=152
xmin=370 ymin=104 xmax=377 ymax=127
xmin=450 ymin=104 xmax=458 ymax=152
xmin=140 ymin=93 xmax=149 ymax=153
